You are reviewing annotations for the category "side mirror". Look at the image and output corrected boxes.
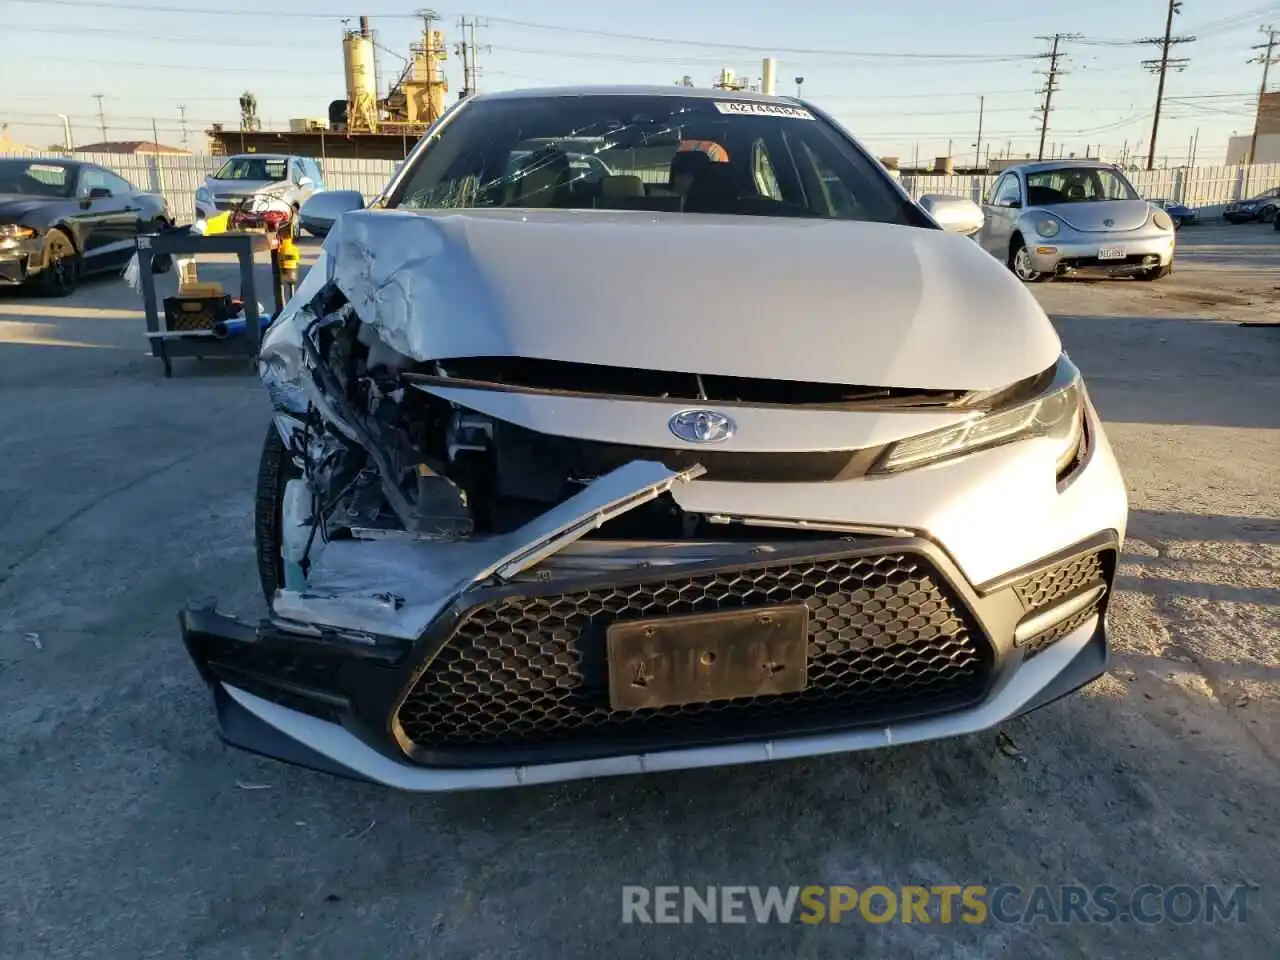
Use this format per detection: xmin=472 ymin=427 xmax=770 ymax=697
xmin=919 ymin=194 xmax=985 ymax=236
xmin=88 ymin=187 xmax=112 ymax=199
xmin=1004 ymin=199 xmax=1022 ymax=209
xmin=299 ymin=189 xmax=365 ymax=235
xmin=297 ymin=176 xmax=314 ymax=188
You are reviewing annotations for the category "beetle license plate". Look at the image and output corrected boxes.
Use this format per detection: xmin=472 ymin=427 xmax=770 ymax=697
xmin=606 ymin=605 xmax=809 ymax=711
xmin=1097 ymin=246 xmax=1126 ymax=260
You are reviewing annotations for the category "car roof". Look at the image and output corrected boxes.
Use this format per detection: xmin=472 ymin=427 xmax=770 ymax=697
xmin=222 ymin=153 xmax=293 ymax=162
xmin=471 ymin=84 xmax=807 ymax=106
xmin=1 ymin=157 xmax=83 ymax=169
xmin=1003 ymin=159 xmax=1122 ymax=175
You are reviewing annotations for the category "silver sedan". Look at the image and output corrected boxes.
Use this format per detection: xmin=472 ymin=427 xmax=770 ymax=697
xmin=978 ymin=161 xmax=1177 ymax=282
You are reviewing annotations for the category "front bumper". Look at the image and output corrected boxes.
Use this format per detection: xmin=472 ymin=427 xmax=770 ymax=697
xmin=0 ymin=235 xmax=43 ymax=285
xmin=1028 ymin=233 xmax=1175 ymax=276
xmin=182 ymin=530 xmax=1119 ymax=790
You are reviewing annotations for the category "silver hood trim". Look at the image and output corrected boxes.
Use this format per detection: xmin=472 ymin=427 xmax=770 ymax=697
xmin=317 ymin=207 xmax=1061 ymax=392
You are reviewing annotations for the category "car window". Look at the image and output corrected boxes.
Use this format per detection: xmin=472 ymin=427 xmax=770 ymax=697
xmin=305 ymin=159 xmax=324 ymax=185
xmin=0 ymin=160 xmax=75 ymax=197
xmin=1025 ymin=167 xmax=1137 ymax=204
xmin=213 ymin=157 xmax=289 ymax=181
xmin=78 ymin=166 xmax=134 ymax=197
xmin=291 ymin=159 xmax=305 ymax=184
xmin=803 ymin=143 xmax=859 ymax=217
xmin=995 ymin=175 xmax=1021 ymax=206
xmin=750 ymin=139 xmax=783 ymax=201
xmin=390 ymin=94 xmax=926 ymax=225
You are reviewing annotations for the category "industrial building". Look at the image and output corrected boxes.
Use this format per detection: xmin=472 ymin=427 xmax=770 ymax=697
xmin=207 ymin=14 xmax=452 ymax=159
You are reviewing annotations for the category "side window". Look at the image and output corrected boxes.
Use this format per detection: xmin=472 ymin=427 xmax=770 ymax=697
xmin=104 ymin=171 xmax=134 ymax=195
xmin=750 ymin=139 xmax=783 ymax=201
xmin=801 ymin=141 xmax=858 ymax=217
xmin=987 ymin=175 xmax=1005 ymax=205
xmin=290 ymin=159 xmax=304 ymax=185
xmin=78 ymin=167 xmax=107 ymax=197
xmin=995 ymin=175 xmax=1022 ymax=206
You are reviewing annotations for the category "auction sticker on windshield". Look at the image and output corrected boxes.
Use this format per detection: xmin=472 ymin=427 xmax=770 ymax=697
xmin=713 ymin=102 xmax=815 ymax=120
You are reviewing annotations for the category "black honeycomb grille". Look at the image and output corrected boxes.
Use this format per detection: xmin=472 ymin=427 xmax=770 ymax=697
xmin=1019 ymin=601 xmax=1103 ymax=660
xmin=1013 ymin=551 xmax=1106 ymax=612
xmin=396 ymin=551 xmax=992 ymax=757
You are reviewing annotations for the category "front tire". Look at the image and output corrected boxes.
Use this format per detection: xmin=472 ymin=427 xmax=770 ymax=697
xmin=34 ymin=228 xmax=80 ymax=297
xmin=1009 ymin=237 xmax=1047 ymax=283
xmin=1138 ymin=264 xmax=1172 ymax=281
xmin=254 ymin=423 xmax=302 ymax=603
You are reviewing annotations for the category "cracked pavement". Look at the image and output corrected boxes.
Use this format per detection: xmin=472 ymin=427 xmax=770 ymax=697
xmin=0 ymin=224 xmax=1277 ymax=959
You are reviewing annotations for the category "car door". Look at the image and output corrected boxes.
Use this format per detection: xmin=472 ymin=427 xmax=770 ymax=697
xmin=981 ymin=173 xmax=1022 ymax=257
xmin=290 ymin=157 xmax=316 ymax=207
xmin=101 ymin=168 xmax=151 ymax=255
xmin=978 ymin=175 xmax=1006 ymax=254
xmin=74 ymin=166 xmax=136 ymax=267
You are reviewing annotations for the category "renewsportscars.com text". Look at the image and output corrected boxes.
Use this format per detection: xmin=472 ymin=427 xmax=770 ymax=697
xmin=621 ymin=884 xmax=1250 ymax=925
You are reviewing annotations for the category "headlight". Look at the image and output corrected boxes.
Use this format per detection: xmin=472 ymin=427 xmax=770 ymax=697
xmin=1152 ymin=209 xmax=1173 ymax=231
xmin=0 ymin=224 xmax=36 ymax=239
xmin=195 ymin=187 xmax=210 ymax=203
xmin=874 ymin=359 xmax=1085 ymax=475
xmin=1035 ymin=217 xmax=1060 ymax=238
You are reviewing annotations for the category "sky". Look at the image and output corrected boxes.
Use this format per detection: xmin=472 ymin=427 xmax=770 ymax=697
xmin=4 ymin=0 xmax=1277 ymax=166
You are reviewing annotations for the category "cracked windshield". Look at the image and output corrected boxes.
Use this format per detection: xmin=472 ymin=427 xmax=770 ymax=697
xmin=393 ymin=94 xmax=914 ymax=222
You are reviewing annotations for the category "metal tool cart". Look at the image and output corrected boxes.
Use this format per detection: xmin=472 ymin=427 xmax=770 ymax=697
xmin=135 ymin=218 xmax=302 ymax=378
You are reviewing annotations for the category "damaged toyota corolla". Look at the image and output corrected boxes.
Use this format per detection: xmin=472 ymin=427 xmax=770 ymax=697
xmin=179 ymin=86 xmax=1127 ymax=791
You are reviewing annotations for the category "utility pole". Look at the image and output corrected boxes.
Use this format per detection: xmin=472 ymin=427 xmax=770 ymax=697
xmin=455 ymin=17 xmax=490 ymax=97
xmin=1247 ymin=26 xmax=1278 ymax=164
xmin=93 ymin=93 xmax=107 ymax=141
xmin=974 ymin=95 xmax=985 ymax=169
xmin=178 ymin=104 xmax=189 ymax=150
xmin=1034 ymin=34 xmax=1079 ymax=161
xmin=1190 ymin=126 xmax=1199 ymax=166
xmin=1140 ymin=0 xmax=1195 ymax=170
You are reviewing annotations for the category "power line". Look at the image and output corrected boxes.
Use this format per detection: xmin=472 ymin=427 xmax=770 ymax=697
xmin=10 ymin=0 xmax=1043 ymax=61
xmin=1035 ymin=34 xmax=1080 ymax=160
xmin=1247 ymin=25 xmax=1279 ymax=163
xmin=1140 ymin=0 xmax=1196 ymax=170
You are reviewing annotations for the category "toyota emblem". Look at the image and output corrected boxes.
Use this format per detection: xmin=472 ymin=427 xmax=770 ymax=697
xmin=669 ymin=409 xmax=736 ymax=444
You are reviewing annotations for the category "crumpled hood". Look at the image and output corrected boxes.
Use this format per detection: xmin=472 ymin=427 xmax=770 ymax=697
xmin=1039 ymin=199 xmax=1153 ymax=233
xmin=0 ymin=194 xmax=53 ymax=222
xmin=318 ymin=207 xmax=1061 ymax=391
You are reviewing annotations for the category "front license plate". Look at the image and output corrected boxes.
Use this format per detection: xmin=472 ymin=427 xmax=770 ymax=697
xmin=1097 ymin=246 xmax=1126 ymax=260
xmin=607 ymin=605 xmax=809 ymax=711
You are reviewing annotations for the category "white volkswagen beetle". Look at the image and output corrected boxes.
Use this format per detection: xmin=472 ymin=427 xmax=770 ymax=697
xmin=978 ymin=160 xmax=1176 ymax=282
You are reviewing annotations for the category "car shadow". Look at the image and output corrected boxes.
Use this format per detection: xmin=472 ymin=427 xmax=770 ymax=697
xmin=1051 ymin=314 xmax=1280 ymax=429
xmin=0 ymin=258 xmax=284 ymax=384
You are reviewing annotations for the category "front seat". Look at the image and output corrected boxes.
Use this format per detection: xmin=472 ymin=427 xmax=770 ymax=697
xmin=683 ymin=163 xmax=739 ymax=214
xmin=668 ymin=150 xmax=712 ymax=199
xmin=510 ymin=148 xmax=571 ymax=208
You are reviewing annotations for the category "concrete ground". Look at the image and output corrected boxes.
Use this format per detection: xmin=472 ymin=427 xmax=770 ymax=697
xmin=0 ymin=222 xmax=1277 ymax=959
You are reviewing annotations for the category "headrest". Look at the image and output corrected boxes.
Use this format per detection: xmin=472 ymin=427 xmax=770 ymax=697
xmin=511 ymin=148 xmax=570 ymax=207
